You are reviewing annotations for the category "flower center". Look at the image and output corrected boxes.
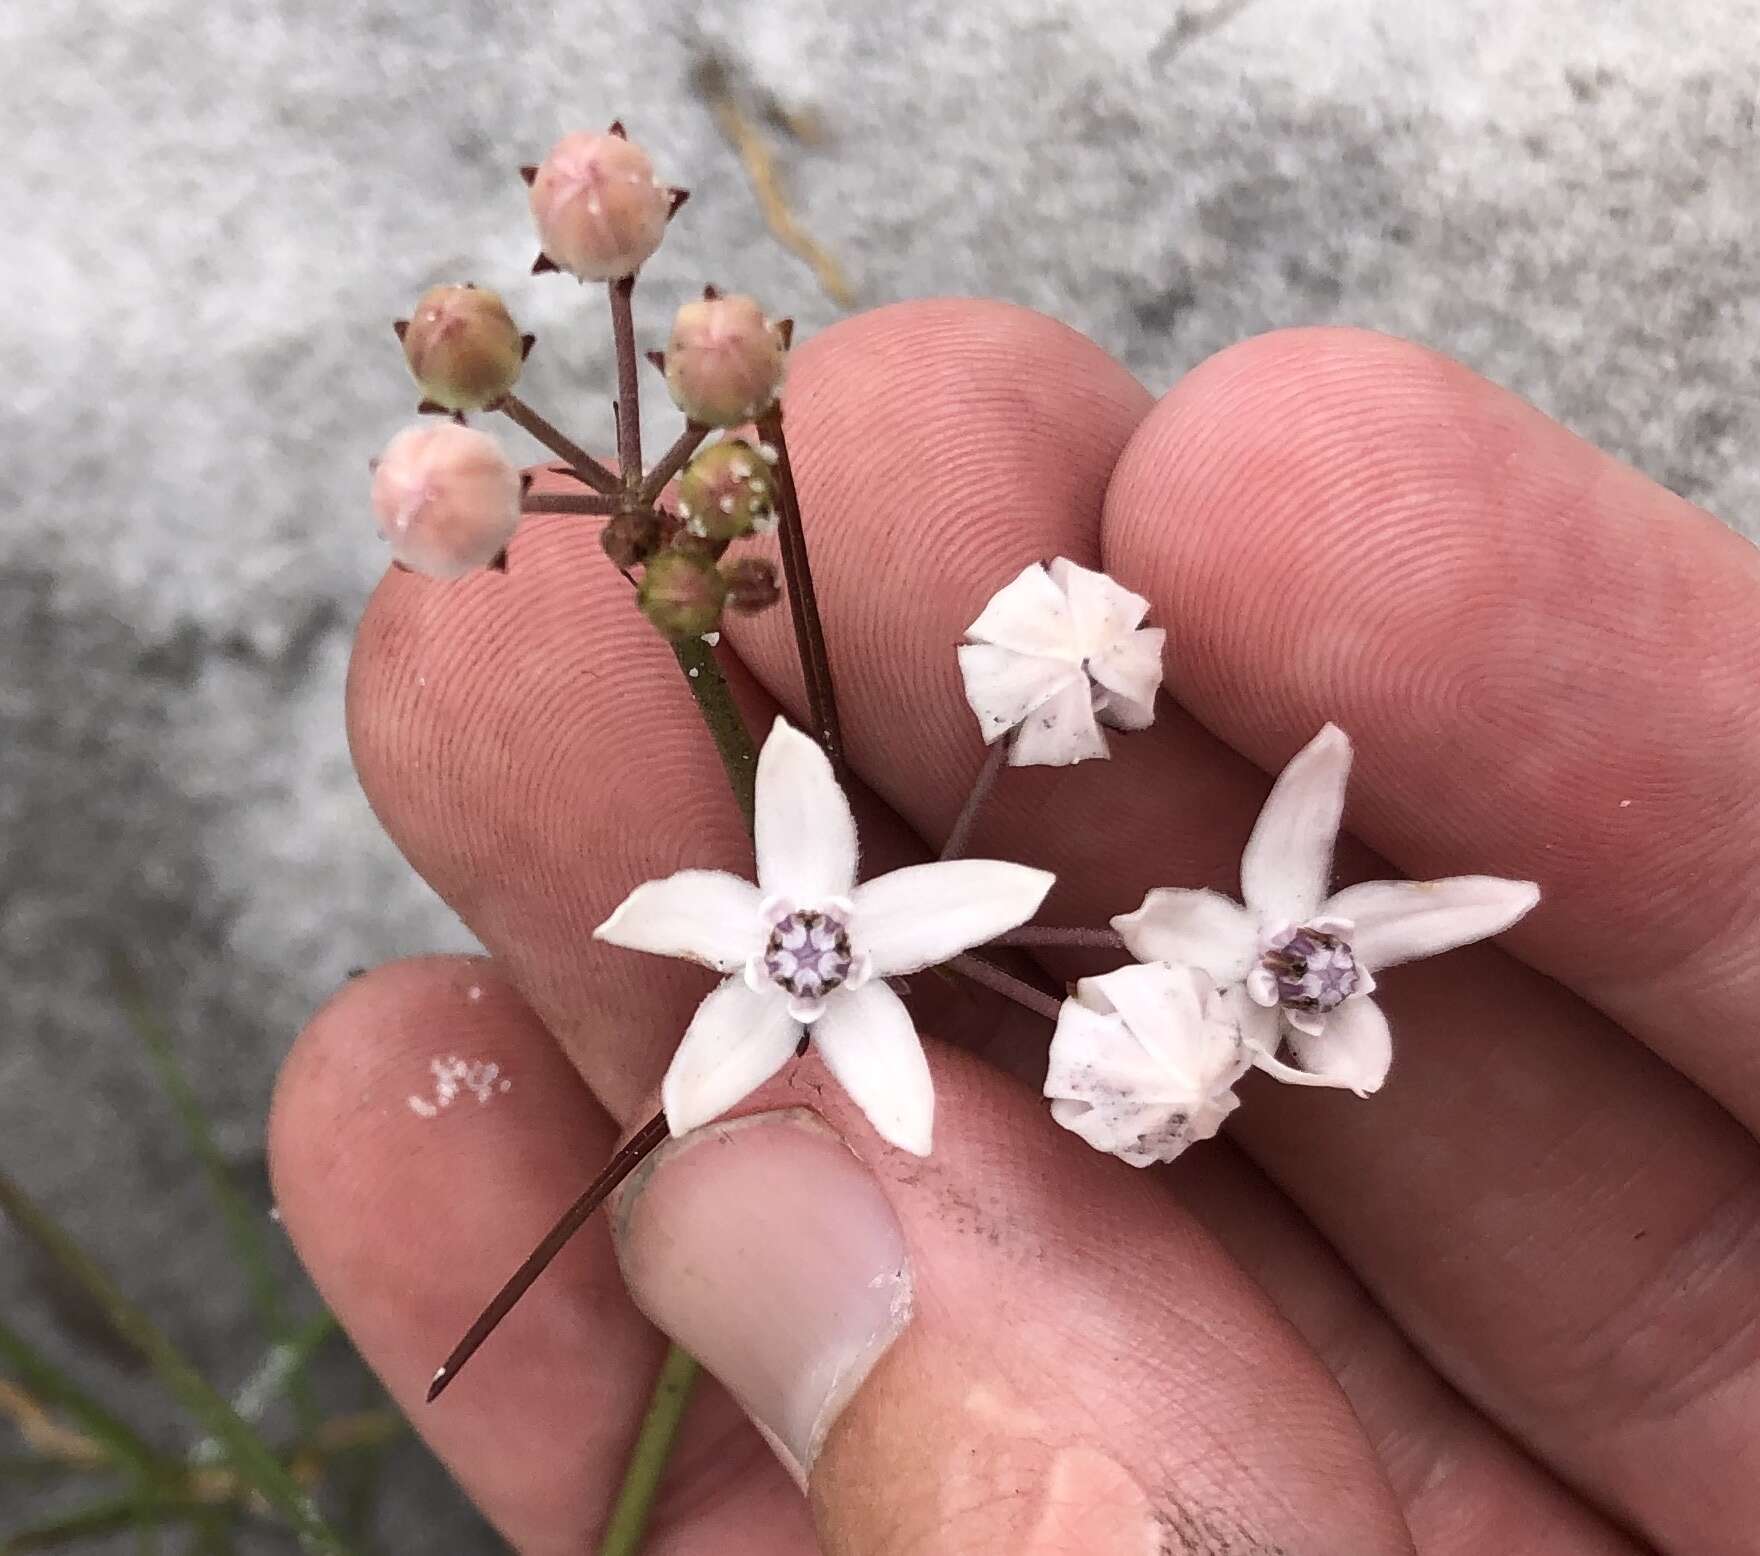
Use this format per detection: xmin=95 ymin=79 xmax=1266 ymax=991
xmin=1260 ymin=926 xmax=1361 ymax=1013
xmin=764 ymin=909 xmax=854 ymax=1000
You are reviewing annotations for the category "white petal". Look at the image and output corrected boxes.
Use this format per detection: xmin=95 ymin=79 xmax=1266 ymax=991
xmin=956 ymin=644 xmax=1082 ymax=744
xmin=1111 ymin=888 xmax=1258 ymax=980
xmin=1241 ymin=724 xmax=1353 ymax=924
xmin=852 ymin=859 xmax=1056 ymax=977
xmin=661 ymin=978 xmax=802 ymax=1136
xmin=1045 ymin=999 xmax=1183 ymax=1105
xmin=593 ymin=870 xmax=765 ymax=972
xmin=1261 ymin=995 xmax=1392 ymax=1096
xmin=1080 ymin=962 xmax=1243 ymax=1092
xmin=964 ymin=562 xmax=1078 ymax=658
xmin=1088 ymin=627 xmax=1166 ymax=731
xmin=811 ymin=981 xmax=934 ymax=1155
xmin=1046 ymin=558 xmax=1149 ymax=657
xmin=1050 ymin=1095 xmax=1232 ymax=1167
xmin=753 ymin=718 xmax=858 ymax=902
xmin=1007 ymin=675 xmax=1108 ymax=766
xmin=1323 ymin=876 xmax=1541 ymax=971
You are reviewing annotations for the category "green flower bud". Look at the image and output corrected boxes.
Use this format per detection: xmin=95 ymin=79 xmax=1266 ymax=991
xmin=677 ymin=439 xmax=776 ymax=541
xmin=639 ymin=549 xmax=726 ymax=639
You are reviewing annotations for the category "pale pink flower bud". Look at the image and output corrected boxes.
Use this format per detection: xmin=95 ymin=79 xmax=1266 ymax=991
xmin=398 ymin=285 xmax=526 ymax=411
xmin=664 ymin=294 xmax=788 ymax=427
xmin=528 ymin=132 xmax=671 ymax=281
xmin=369 ymin=423 xmax=521 ymax=580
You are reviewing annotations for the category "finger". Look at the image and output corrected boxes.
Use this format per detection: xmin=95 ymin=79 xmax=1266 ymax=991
xmin=614 ymin=1042 xmax=1415 ymax=1556
xmin=1098 ymin=330 xmax=1760 ymax=1552
xmin=1105 ymin=325 xmax=1760 ymax=1132
xmin=268 ymin=956 xmax=814 ymax=1556
xmin=1177 ymin=1146 xmax=1645 ymax=1556
xmin=345 ymin=290 xmax=1595 ymax=1554
xmin=716 ymin=318 xmax=1760 ymax=1550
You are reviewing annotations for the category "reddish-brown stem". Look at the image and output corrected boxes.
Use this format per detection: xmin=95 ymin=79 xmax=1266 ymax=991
xmin=756 ymin=405 xmax=842 ymax=767
xmin=639 ymin=422 xmax=710 ymax=505
xmin=940 ymin=739 xmax=1008 ymax=861
xmin=427 ymin=1110 xmax=671 ymax=1402
xmin=522 ymin=493 xmax=617 ymax=515
xmin=608 ymin=277 xmax=643 ymax=488
xmin=947 ymin=954 xmax=1063 ymax=1024
xmin=988 ymin=926 xmax=1125 ymax=950
xmin=496 ymin=394 xmax=620 ymax=495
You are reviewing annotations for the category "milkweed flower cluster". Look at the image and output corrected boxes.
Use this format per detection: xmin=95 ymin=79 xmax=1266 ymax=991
xmin=362 ymin=124 xmax=1538 ymax=1174
xmin=366 ymin=124 xmax=789 ymax=643
xmin=1048 ymin=724 xmax=1538 ymax=1163
xmin=367 ymin=122 xmax=1549 ymax=1411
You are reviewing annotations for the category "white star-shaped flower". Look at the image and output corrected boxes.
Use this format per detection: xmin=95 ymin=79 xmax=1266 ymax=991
xmin=957 ymin=558 xmax=1166 ymax=767
xmin=1113 ymin=725 xmax=1540 ymax=1097
xmin=595 ymin=718 xmax=1056 ymax=1154
xmin=1045 ymin=962 xmax=1250 ymax=1166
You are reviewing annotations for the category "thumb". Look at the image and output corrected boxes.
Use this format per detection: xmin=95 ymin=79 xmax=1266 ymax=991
xmin=612 ymin=1045 xmax=1414 ymax=1556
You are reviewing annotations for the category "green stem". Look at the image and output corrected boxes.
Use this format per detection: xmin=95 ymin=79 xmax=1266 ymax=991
xmin=595 ymin=1347 xmax=700 ymax=1556
xmin=668 ymin=636 xmax=757 ymax=828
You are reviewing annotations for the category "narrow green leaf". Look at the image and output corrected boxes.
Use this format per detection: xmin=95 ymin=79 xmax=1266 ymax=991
xmin=2 ymin=1491 xmax=197 ymax=1552
xmin=0 ymin=1317 xmax=162 ymax=1480
xmin=0 ymin=1168 xmax=349 ymax=1554
xmin=112 ymin=959 xmax=320 ymax=1434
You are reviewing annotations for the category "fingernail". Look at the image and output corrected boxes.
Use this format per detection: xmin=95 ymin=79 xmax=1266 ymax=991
xmin=613 ymin=1107 xmax=913 ymax=1487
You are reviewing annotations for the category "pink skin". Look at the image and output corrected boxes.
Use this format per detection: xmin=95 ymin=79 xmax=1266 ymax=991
xmin=269 ymin=305 xmax=1744 ymax=1555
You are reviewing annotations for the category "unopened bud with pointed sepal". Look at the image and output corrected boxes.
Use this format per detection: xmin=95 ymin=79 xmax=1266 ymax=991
xmin=370 ymin=423 xmax=521 ymax=580
xmin=397 ymin=285 xmax=526 ymax=412
xmin=601 ymin=508 xmax=664 ymax=569
xmin=664 ymin=294 xmax=788 ymax=426
xmin=722 ymin=557 xmax=782 ymax=614
xmin=677 ymin=438 xmax=776 ymax=541
xmin=528 ymin=131 xmax=671 ymax=281
xmin=639 ymin=549 xmax=727 ymax=638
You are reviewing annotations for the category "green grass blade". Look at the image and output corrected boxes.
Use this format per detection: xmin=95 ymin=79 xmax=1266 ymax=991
xmin=2 ymin=1491 xmax=200 ymax=1552
xmin=0 ymin=1167 xmax=350 ymax=1554
xmin=111 ymin=960 xmax=321 ymax=1434
xmin=0 ymin=1317 xmax=162 ymax=1480
xmin=189 ymin=1312 xmax=337 ymax=1466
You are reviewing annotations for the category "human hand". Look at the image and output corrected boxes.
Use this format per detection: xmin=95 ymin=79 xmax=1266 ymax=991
xmin=270 ymin=302 xmax=1757 ymax=1555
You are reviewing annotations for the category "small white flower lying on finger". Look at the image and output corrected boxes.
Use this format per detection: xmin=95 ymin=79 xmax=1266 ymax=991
xmin=595 ymin=718 xmax=1056 ymax=1154
xmin=1113 ymin=724 xmax=1540 ymax=1097
xmin=1045 ymin=962 xmax=1250 ymax=1166
xmin=957 ymin=558 xmax=1166 ymax=767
